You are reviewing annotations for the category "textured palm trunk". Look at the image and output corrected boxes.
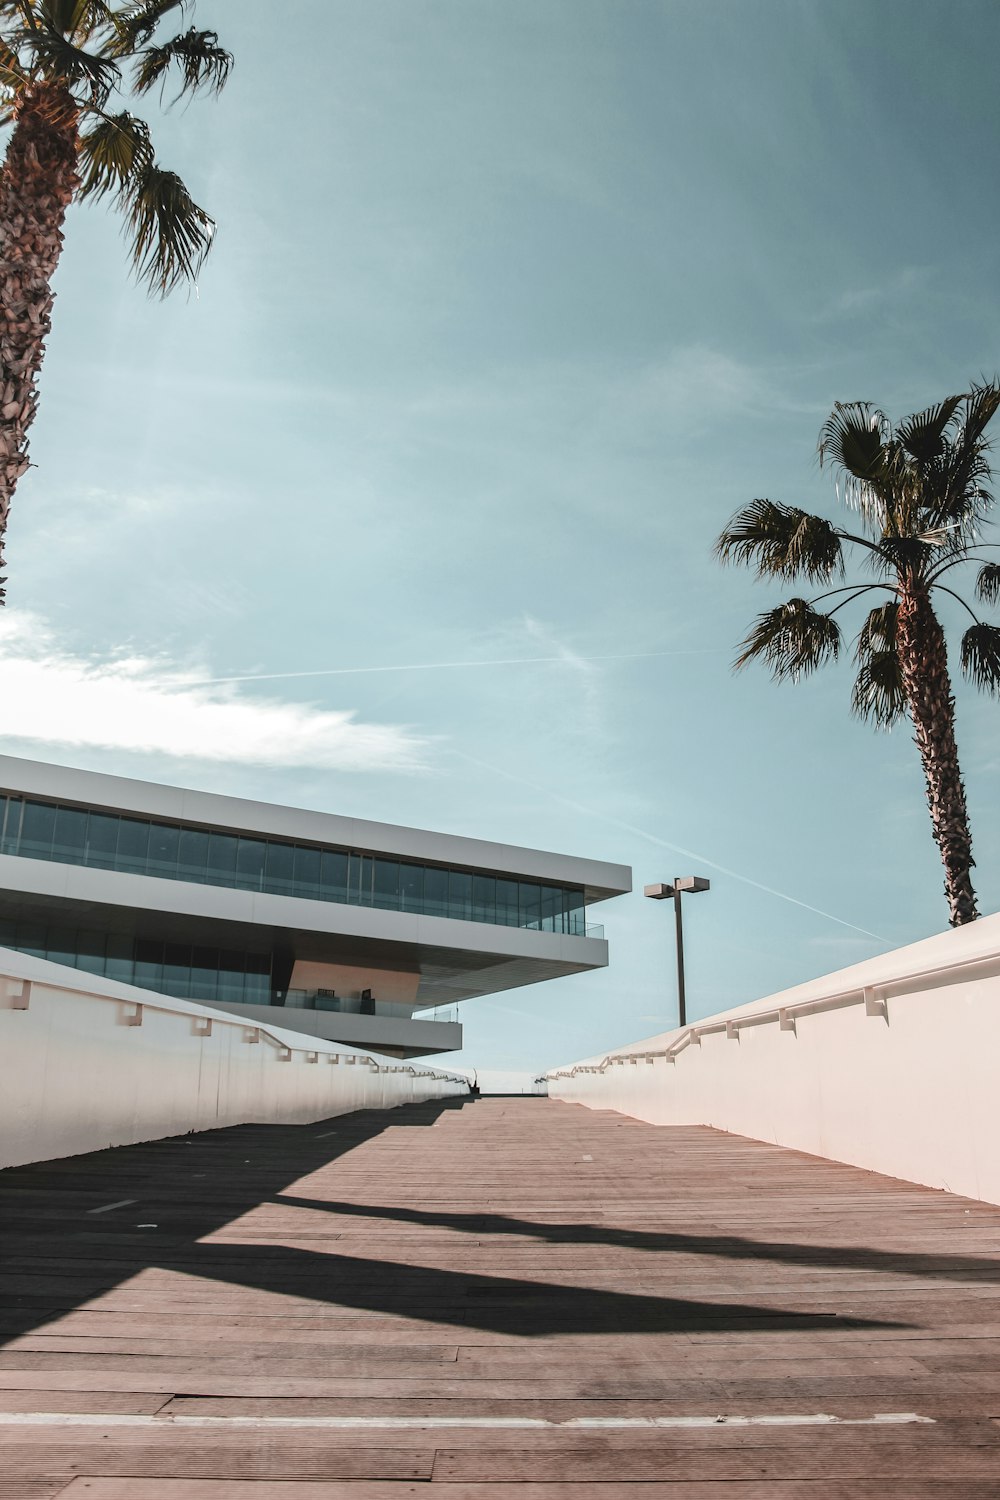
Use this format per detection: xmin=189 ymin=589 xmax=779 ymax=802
xmin=0 ymin=82 xmax=80 ymax=604
xmin=896 ymin=582 xmax=978 ymax=926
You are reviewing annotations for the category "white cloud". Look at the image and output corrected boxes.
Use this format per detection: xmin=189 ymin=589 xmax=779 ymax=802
xmin=0 ymin=612 xmax=428 ymax=773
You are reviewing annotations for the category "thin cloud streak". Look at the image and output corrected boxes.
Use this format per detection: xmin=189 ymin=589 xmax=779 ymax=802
xmin=0 ymin=612 xmax=428 ymax=773
xmin=452 ymin=749 xmax=893 ymax=946
xmin=189 ymin=647 xmax=728 ymax=687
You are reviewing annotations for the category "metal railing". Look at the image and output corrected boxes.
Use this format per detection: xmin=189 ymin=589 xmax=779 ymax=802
xmin=2 ymin=966 xmax=468 ymax=1086
xmin=546 ymin=945 xmax=1000 ymax=1080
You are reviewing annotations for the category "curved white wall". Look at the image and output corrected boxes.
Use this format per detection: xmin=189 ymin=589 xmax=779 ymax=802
xmin=0 ymin=948 xmax=468 ymax=1169
xmin=548 ymin=912 xmax=1000 ymax=1205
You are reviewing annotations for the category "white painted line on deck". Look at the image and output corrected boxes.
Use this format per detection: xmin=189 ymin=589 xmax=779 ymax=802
xmin=0 ymin=1412 xmax=935 ymax=1431
xmin=314 ymin=1131 xmax=340 ymax=1138
xmin=86 ymin=1200 xmax=137 ymax=1215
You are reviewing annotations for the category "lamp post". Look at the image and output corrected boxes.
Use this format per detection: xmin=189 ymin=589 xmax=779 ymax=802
xmin=643 ymin=877 xmax=710 ymax=1028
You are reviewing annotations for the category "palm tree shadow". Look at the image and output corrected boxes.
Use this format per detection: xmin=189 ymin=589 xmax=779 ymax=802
xmin=0 ymin=1099 xmax=906 ymax=1345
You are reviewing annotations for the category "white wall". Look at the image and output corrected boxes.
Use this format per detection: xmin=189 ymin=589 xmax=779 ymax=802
xmin=0 ymin=948 xmax=468 ymax=1170
xmin=548 ymin=912 xmax=1000 ymax=1205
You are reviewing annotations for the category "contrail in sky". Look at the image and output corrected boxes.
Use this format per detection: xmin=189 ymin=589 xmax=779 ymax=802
xmin=187 ymin=648 xmax=728 ymax=687
xmin=451 ymin=749 xmax=892 ymax=945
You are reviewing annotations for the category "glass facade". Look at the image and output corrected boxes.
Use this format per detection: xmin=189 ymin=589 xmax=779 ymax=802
xmin=0 ymin=917 xmax=272 ymax=1006
xmin=0 ymin=793 xmax=588 ymax=935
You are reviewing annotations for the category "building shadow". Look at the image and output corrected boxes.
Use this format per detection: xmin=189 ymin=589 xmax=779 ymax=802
xmin=0 ymin=1099 xmax=906 ymax=1346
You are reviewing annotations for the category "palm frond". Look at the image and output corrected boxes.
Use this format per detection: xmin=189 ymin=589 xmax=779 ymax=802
xmin=0 ymin=34 xmax=28 ymax=89
xmin=975 ymin=563 xmax=1000 ymax=607
xmin=122 ymin=159 xmax=213 ymax=292
xmin=18 ymin=18 xmax=119 ymax=100
xmin=734 ymin=598 xmax=841 ymax=681
xmin=77 ymin=108 xmax=151 ymax=198
xmin=851 ymin=651 xmax=906 ymax=728
xmin=960 ymin=622 xmax=1000 ymax=694
xmin=715 ymin=500 xmax=843 ymax=583
xmin=817 ymin=401 xmax=893 ymax=517
xmin=40 ymin=0 xmax=115 ymax=41
xmin=928 ymin=381 xmax=1000 ymax=529
xmin=131 ymin=27 xmax=230 ymax=99
xmin=897 ymin=396 xmax=962 ymax=464
xmin=855 ymin=599 xmax=899 ymax=656
xmin=104 ymin=0 xmax=185 ymax=55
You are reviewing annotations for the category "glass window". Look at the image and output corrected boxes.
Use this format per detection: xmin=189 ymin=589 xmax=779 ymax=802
xmin=206 ymin=833 xmax=238 ymax=885
xmin=20 ymin=801 xmax=56 ymax=861
xmin=45 ymin=924 xmax=78 ymax=967
xmin=0 ymin=795 xmax=17 ymax=855
xmin=449 ymin=870 xmax=473 ymax=922
xmin=352 ymin=853 xmax=373 ymax=906
xmin=0 ymin=795 xmax=6 ymax=847
xmin=51 ymin=806 xmax=88 ymax=865
xmin=399 ymin=862 xmax=423 ymax=913
xmin=86 ymin=812 xmax=119 ymax=869
xmin=373 ymin=858 xmax=399 ymax=911
xmin=105 ymin=933 xmax=134 ymax=983
xmin=236 ymin=837 xmax=267 ymax=892
xmin=163 ymin=942 xmax=192 ymax=998
xmin=263 ymin=840 xmax=294 ymax=897
xmin=293 ymin=845 xmax=322 ymax=900
xmin=423 ymin=866 xmax=448 ymax=919
xmin=117 ymin=818 xmax=150 ymax=876
xmin=17 ymin=923 xmax=47 ymax=959
xmin=134 ymin=937 xmax=164 ymax=990
xmin=147 ymin=823 xmax=180 ymax=879
xmin=244 ymin=953 xmax=271 ymax=1005
xmin=178 ymin=827 xmax=210 ymax=884
xmin=495 ymin=878 xmax=519 ymax=927
xmin=217 ymin=948 xmax=246 ymax=1004
xmin=519 ymin=882 xmax=541 ymax=930
xmin=472 ymin=875 xmax=496 ymax=925
xmin=565 ymin=889 xmax=586 ymax=936
xmin=75 ymin=928 xmax=107 ymax=975
xmin=190 ymin=945 xmax=219 ymax=1003
xmin=540 ymin=886 xmax=562 ymax=933
xmin=320 ymin=849 xmax=349 ymax=903
xmin=0 ymin=916 xmax=16 ymax=947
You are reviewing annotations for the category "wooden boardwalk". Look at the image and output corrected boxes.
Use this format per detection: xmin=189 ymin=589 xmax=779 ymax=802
xmin=2 ymin=1096 xmax=1000 ymax=1497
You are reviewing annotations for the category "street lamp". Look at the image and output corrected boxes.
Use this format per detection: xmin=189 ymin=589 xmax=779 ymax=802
xmin=643 ymin=877 xmax=710 ymax=1028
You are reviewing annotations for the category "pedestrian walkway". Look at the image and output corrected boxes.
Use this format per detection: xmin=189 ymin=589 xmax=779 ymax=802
xmin=2 ymin=1096 xmax=1000 ymax=1496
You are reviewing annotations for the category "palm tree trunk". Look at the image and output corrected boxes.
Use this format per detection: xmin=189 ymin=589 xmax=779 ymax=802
xmin=896 ymin=583 xmax=978 ymax=926
xmin=0 ymin=82 xmax=80 ymax=605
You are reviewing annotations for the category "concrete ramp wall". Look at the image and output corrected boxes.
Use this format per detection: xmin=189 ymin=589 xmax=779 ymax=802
xmin=0 ymin=947 xmax=468 ymax=1168
xmin=547 ymin=912 xmax=1000 ymax=1205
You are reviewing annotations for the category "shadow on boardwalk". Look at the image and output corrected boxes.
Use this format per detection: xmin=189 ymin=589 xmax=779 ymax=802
xmin=0 ymin=1098 xmax=918 ymax=1344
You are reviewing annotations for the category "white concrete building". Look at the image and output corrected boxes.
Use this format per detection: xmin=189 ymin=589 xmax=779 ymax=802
xmin=0 ymin=756 xmax=630 ymax=1058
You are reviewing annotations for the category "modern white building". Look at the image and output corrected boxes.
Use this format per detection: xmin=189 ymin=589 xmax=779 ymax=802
xmin=0 ymin=757 xmax=631 ymax=1058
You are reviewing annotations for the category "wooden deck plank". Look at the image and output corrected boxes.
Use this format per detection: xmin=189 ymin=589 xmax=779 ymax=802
xmin=5 ymin=1096 xmax=1000 ymax=1491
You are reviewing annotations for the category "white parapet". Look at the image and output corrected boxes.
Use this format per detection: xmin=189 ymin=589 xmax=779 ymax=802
xmin=0 ymin=947 xmax=468 ymax=1169
xmin=546 ymin=911 xmax=1000 ymax=1205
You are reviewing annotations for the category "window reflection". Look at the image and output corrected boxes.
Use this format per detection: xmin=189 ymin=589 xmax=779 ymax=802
xmin=0 ymin=793 xmax=590 ymax=936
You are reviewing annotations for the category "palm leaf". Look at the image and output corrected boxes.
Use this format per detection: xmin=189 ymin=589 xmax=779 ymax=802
xmin=122 ymin=159 xmax=213 ymax=292
xmin=975 ymin=563 xmax=1000 ymax=607
xmin=40 ymin=0 xmax=115 ymax=40
xmin=897 ymin=396 xmax=962 ymax=464
xmin=131 ymin=26 xmax=230 ymax=98
xmin=960 ymin=622 xmax=1000 ymax=694
xmin=817 ymin=401 xmax=892 ymax=516
xmin=77 ymin=108 xmax=152 ymax=199
xmin=735 ymin=598 xmax=841 ymax=681
xmin=852 ymin=601 xmax=905 ymax=727
xmin=715 ymin=500 xmax=843 ymax=583
xmin=18 ymin=18 xmax=119 ymax=100
xmin=851 ymin=650 xmax=906 ymax=728
xmin=104 ymin=0 xmax=185 ymax=54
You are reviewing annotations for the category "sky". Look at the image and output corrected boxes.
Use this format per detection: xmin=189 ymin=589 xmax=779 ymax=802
xmin=2 ymin=0 xmax=1000 ymax=1076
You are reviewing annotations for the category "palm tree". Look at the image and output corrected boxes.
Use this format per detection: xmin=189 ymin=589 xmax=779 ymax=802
xmin=716 ymin=385 xmax=1000 ymax=928
xmin=0 ymin=0 xmax=231 ymax=602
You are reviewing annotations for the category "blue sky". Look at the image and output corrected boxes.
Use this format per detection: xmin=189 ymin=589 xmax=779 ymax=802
xmin=2 ymin=0 xmax=999 ymax=1074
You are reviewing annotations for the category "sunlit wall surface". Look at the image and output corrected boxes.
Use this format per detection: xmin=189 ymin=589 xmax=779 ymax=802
xmin=0 ymin=794 xmax=588 ymax=934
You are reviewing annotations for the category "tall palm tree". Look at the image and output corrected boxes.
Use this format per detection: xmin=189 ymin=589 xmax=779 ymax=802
xmin=0 ymin=0 xmax=231 ymax=602
xmin=716 ymin=385 xmax=1000 ymax=927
